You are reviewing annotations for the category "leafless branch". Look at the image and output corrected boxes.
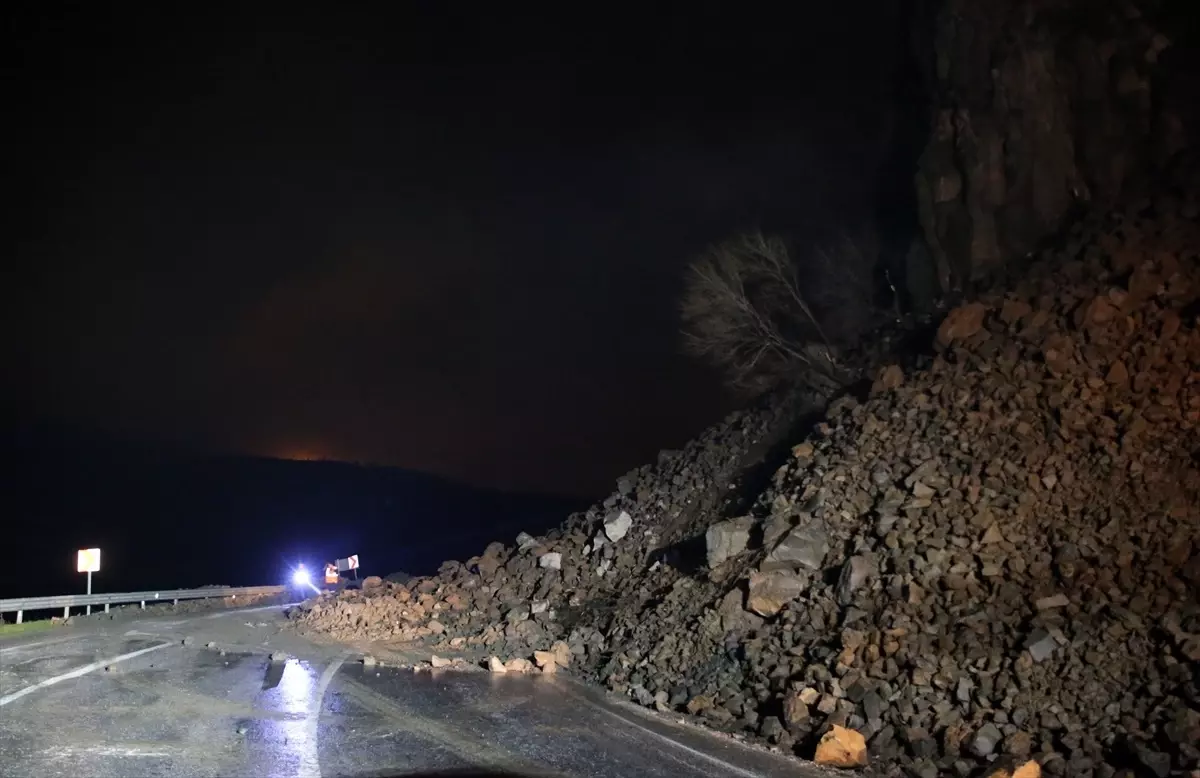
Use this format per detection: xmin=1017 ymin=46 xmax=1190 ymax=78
xmin=680 ymin=231 xmax=876 ymax=394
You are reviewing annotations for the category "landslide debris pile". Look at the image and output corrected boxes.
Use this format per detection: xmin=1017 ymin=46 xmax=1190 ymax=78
xmin=293 ymin=192 xmax=1200 ymax=777
xmin=290 ymin=390 xmax=808 ymax=647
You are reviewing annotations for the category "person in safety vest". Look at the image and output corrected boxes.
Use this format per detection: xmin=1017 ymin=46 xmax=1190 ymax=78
xmin=324 ymin=563 xmax=339 ymax=586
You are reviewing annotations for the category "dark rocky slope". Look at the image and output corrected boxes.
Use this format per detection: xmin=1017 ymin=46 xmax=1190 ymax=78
xmin=292 ymin=162 xmax=1200 ymax=777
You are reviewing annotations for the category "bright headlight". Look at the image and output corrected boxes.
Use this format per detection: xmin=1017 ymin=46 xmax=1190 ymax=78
xmin=292 ymin=567 xmax=310 ymax=586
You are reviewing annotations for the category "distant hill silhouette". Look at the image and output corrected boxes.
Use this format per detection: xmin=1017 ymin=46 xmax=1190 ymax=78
xmin=1 ymin=420 xmax=587 ymax=600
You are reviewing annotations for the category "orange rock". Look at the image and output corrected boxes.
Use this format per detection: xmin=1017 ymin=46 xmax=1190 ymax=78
xmin=1106 ymin=360 xmax=1129 ymax=385
xmin=937 ymin=302 xmax=988 ymax=347
xmin=1013 ymin=761 xmax=1041 ymax=778
xmin=1075 ymin=295 xmax=1118 ymax=329
xmin=791 ymin=442 xmax=814 ymax=460
xmin=550 ymin=640 xmax=572 ymax=668
xmin=983 ymin=763 xmax=1040 ymax=778
xmin=873 ymin=364 xmax=904 ymax=393
xmin=813 ymin=724 xmax=868 ymax=768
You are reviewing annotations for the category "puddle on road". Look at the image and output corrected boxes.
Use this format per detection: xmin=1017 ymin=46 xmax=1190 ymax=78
xmin=238 ymin=658 xmax=320 ymax=776
xmin=261 ymin=660 xmax=285 ymax=690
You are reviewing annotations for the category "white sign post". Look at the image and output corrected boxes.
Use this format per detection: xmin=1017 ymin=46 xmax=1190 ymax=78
xmin=77 ymin=548 xmax=101 ymax=616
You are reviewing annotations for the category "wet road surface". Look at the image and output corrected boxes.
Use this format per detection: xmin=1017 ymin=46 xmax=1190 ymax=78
xmin=0 ymin=605 xmax=820 ymax=777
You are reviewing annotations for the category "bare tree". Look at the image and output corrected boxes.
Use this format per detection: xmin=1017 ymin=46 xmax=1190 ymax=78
xmin=680 ymin=231 xmax=875 ymax=394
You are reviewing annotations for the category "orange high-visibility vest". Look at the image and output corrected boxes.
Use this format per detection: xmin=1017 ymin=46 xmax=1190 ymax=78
xmin=324 ymin=565 xmax=338 ymax=585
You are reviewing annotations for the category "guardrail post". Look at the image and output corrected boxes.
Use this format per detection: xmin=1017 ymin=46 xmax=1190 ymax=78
xmin=173 ymin=598 xmax=178 ymax=606
xmin=63 ymin=606 xmax=69 ymax=619
xmin=140 ymin=601 xmax=145 ymax=609
xmin=104 ymin=603 xmax=110 ymax=614
xmin=15 ymin=610 xmax=21 ymax=624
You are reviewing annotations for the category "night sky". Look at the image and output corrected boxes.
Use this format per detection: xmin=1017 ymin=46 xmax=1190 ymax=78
xmin=9 ymin=4 xmax=907 ymax=497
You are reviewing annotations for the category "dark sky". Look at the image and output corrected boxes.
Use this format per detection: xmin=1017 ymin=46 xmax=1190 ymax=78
xmin=8 ymin=4 xmax=906 ymax=496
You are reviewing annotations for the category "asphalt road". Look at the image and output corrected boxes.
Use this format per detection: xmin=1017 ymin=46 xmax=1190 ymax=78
xmin=0 ymin=604 xmax=821 ymax=778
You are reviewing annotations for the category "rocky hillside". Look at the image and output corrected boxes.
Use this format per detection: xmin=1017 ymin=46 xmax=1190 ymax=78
xmin=292 ymin=164 xmax=1200 ymax=777
xmin=903 ymin=0 xmax=1194 ymax=314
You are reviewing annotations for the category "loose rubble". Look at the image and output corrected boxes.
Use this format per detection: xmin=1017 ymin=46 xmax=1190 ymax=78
xmin=291 ymin=184 xmax=1200 ymax=776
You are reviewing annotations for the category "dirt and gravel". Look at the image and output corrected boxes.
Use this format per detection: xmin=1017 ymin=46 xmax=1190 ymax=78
xmin=291 ymin=169 xmax=1200 ymax=777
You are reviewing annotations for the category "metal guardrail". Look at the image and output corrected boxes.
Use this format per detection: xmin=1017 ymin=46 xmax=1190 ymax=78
xmin=0 ymin=585 xmax=286 ymax=624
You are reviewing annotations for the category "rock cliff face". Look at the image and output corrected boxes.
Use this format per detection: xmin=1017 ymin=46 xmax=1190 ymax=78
xmin=907 ymin=0 xmax=1191 ymax=309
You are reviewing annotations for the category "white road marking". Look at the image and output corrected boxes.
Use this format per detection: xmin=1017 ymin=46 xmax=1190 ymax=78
xmin=0 ymin=635 xmax=85 ymax=654
xmin=581 ymin=694 xmax=767 ymax=778
xmin=204 ymin=603 xmax=297 ymax=619
xmin=298 ymin=651 xmax=349 ymax=778
xmin=59 ymin=745 xmax=171 ymax=758
xmin=0 ymin=642 xmax=171 ymax=707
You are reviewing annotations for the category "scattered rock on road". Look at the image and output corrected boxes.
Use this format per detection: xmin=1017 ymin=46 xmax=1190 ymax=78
xmin=814 ymin=725 xmax=868 ymax=768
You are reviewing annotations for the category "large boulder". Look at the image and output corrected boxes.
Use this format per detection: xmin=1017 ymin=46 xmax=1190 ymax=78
xmin=813 ymin=725 xmax=868 ymax=768
xmin=705 ymin=517 xmax=754 ymax=569
xmin=761 ymin=523 xmax=829 ymax=572
xmin=603 ymin=511 xmax=632 ymax=542
xmin=745 ymin=570 xmax=809 ymax=617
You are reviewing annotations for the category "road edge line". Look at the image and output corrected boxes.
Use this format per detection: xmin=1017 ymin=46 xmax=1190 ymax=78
xmin=568 ymin=685 xmax=768 ymax=778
